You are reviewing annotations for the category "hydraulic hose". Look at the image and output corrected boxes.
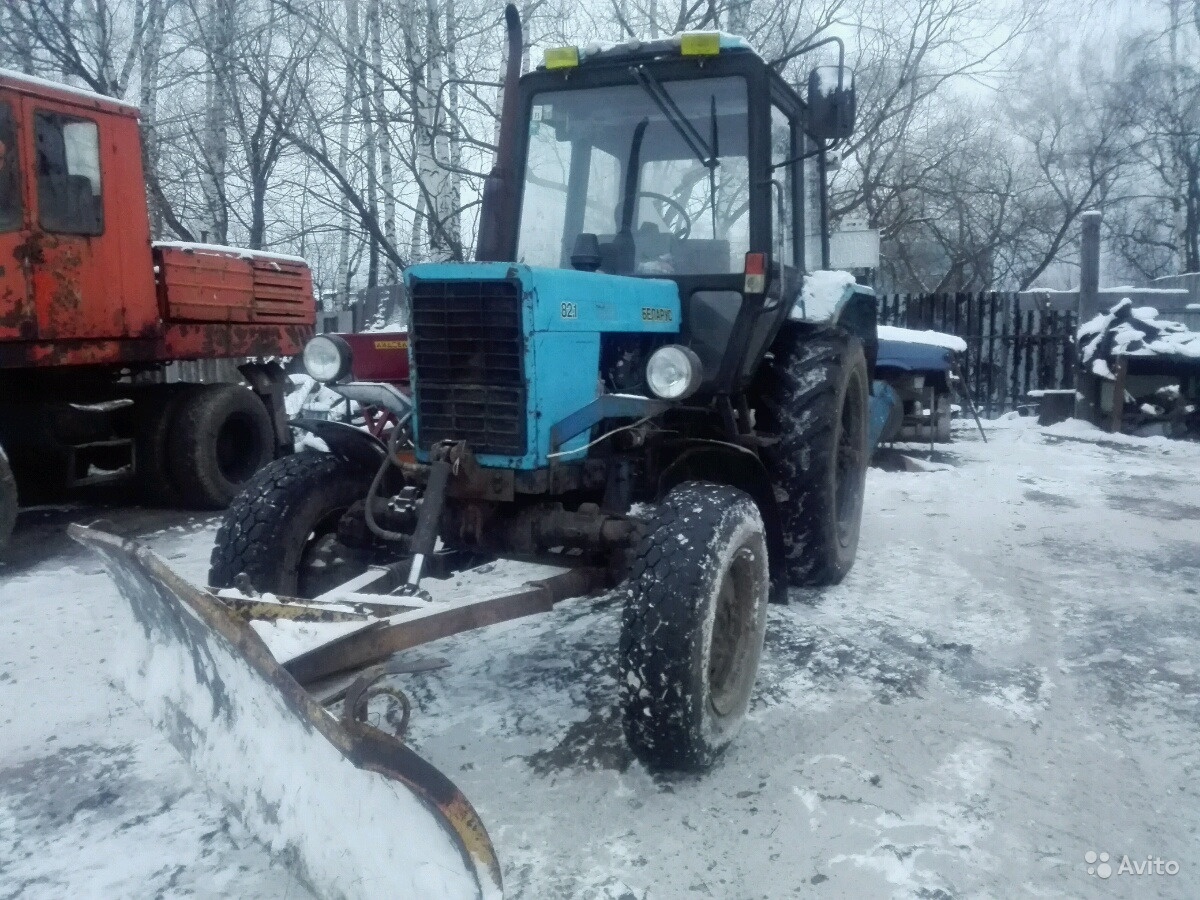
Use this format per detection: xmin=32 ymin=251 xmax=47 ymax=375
xmin=364 ymin=416 xmax=413 ymax=543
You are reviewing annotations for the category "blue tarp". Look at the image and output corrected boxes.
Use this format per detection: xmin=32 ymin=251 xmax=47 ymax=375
xmin=875 ymin=340 xmax=953 ymax=375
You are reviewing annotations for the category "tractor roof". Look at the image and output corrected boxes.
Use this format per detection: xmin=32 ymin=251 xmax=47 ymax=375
xmin=0 ymin=67 xmax=140 ymax=117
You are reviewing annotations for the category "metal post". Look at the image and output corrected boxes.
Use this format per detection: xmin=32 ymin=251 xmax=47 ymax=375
xmin=1079 ymin=210 xmax=1101 ymax=320
xmin=818 ymin=147 xmax=831 ymax=269
xmin=1108 ymin=356 xmax=1129 ymax=434
xmin=1076 ymin=211 xmax=1102 ymax=422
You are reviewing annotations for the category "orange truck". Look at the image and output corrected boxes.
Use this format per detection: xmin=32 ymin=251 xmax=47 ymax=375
xmin=0 ymin=69 xmax=316 ymax=550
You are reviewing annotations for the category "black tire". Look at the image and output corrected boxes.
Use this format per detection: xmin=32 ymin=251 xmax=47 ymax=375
xmin=209 ymin=452 xmax=374 ymax=597
xmin=755 ymin=325 xmax=869 ymax=587
xmin=133 ymin=385 xmax=201 ymax=507
xmin=0 ymin=445 xmax=16 ymax=554
xmin=619 ymin=481 xmax=770 ymax=770
xmin=169 ymin=383 xmax=276 ymax=509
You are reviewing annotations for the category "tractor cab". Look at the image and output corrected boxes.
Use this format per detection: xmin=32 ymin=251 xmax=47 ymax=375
xmin=515 ymin=35 xmax=838 ymax=280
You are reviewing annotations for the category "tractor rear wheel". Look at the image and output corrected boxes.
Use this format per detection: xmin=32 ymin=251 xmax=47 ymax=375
xmin=755 ymin=325 xmax=869 ymax=587
xmin=619 ymin=481 xmax=770 ymax=770
xmin=209 ymin=452 xmax=375 ymax=597
xmin=0 ymin=444 xmax=16 ymax=554
xmin=169 ymin=383 xmax=276 ymax=509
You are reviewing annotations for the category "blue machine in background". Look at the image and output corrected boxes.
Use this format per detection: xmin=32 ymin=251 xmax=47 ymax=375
xmin=873 ymin=334 xmax=971 ymax=446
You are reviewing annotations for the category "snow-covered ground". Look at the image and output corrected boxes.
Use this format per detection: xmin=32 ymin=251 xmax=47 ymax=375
xmin=3 ymin=418 xmax=1200 ymax=898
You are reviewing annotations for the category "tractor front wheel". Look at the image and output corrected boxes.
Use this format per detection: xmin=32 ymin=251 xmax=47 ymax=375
xmin=619 ymin=481 xmax=770 ymax=770
xmin=756 ymin=326 xmax=869 ymax=587
xmin=209 ymin=452 xmax=374 ymax=597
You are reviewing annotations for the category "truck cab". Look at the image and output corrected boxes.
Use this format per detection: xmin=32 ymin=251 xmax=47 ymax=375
xmin=0 ymin=71 xmax=157 ymax=350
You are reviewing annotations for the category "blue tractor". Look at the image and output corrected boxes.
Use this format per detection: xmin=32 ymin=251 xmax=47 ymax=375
xmin=210 ymin=9 xmax=880 ymax=771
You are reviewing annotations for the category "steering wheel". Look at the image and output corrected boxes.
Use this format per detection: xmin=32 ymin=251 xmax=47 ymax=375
xmin=636 ymin=191 xmax=693 ymax=241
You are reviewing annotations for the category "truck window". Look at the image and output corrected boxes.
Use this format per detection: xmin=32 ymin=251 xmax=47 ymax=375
xmin=34 ymin=111 xmax=103 ymax=235
xmin=0 ymin=101 xmax=19 ymax=232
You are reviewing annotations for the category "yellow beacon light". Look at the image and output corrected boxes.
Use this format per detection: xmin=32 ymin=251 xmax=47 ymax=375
xmin=544 ymin=46 xmax=580 ymax=69
xmin=680 ymin=32 xmax=721 ymax=57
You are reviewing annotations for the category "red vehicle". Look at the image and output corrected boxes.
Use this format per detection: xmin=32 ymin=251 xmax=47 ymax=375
xmin=0 ymin=69 xmax=316 ymax=550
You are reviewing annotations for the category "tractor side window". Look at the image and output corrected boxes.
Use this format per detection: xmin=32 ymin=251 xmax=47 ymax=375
xmin=804 ymin=142 xmax=822 ymax=270
xmin=0 ymin=101 xmax=20 ymax=233
xmin=770 ymin=105 xmax=795 ymax=268
xmin=34 ymin=111 xmax=103 ymax=235
xmin=519 ymin=105 xmax=573 ymax=267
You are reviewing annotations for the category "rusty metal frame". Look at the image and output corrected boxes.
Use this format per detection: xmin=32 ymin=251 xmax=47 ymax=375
xmin=282 ymin=566 xmax=608 ymax=685
xmin=204 ymin=558 xmax=610 ymax=686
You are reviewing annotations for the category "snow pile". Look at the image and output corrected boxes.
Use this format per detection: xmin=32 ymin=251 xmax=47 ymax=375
xmin=791 ymin=269 xmax=857 ymax=321
xmin=877 ymin=325 xmax=968 ymax=353
xmin=284 ymin=374 xmax=351 ymax=419
xmin=364 ymin=315 xmax=408 ymax=333
xmin=1078 ymin=298 xmax=1200 ymax=378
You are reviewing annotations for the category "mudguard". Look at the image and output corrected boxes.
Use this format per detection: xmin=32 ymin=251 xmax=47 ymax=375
xmin=293 ymin=417 xmax=387 ymax=470
xmin=70 ymin=524 xmax=502 ymax=900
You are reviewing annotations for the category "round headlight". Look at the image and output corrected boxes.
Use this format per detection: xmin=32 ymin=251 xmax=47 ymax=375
xmin=645 ymin=344 xmax=703 ymax=400
xmin=302 ymin=335 xmax=353 ymax=383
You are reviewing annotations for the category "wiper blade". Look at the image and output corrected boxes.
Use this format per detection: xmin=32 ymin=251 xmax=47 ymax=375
xmin=630 ymin=65 xmax=718 ymax=170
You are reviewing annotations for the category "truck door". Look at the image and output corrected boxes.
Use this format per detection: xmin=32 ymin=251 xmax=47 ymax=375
xmin=0 ymin=98 xmax=33 ymax=340
xmin=23 ymin=97 xmax=126 ymax=340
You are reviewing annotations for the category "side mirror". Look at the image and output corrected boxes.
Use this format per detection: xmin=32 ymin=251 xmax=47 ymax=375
xmin=807 ymin=65 xmax=856 ymax=142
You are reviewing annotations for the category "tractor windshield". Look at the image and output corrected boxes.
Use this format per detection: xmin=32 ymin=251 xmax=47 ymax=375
xmin=517 ymin=76 xmax=749 ymax=275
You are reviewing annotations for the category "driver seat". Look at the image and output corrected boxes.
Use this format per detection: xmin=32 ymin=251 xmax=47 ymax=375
xmin=635 ymin=222 xmax=674 ymax=271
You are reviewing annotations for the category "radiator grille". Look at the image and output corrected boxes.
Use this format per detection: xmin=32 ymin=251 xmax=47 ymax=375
xmin=409 ymin=278 xmax=527 ymax=456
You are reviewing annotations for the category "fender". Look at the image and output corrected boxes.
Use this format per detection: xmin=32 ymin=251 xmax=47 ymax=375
xmin=291 ymin=418 xmax=386 ymax=471
xmin=658 ymin=441 xmax=789 ymax=604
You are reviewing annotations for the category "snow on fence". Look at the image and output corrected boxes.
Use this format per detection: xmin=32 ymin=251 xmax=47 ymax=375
xmin=877 ymin=292 xmax=1077 ymax=417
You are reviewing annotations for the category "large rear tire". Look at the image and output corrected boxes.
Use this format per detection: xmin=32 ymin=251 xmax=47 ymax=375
xmin=619 ymin=481 xmax=770 ymax=770
xmin=169 ymin=383 xmax=276 ymax=509
xmin=0 ymin=444 xmax=16 ymax=554
xmin=755 ymin=325 xmax=869 ymax=587
xmin=209 ymin=452 xmax=374 ymax=597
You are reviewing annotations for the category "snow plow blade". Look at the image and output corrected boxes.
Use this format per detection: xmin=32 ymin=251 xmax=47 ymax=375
xmin=69 ymin=523 xmax=502 ymax=900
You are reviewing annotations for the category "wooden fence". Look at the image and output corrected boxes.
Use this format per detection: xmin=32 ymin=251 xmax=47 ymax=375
xmin=877 ymin=292 xmax=1078 ymax=417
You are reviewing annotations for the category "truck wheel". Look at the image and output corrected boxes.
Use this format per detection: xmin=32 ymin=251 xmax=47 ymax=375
xmin=619 ymin=481 xmax=770 ymax=770
xmin=209 ymin=452 xmax=373 ymax=597
xmin=169 ymin=383 xmax=276 ymax=509
xmin=756 ymin=326 xmax=869 ymax=587
xmin=134 ymin=385 xmax=200 ymax=507
xmin=0 ymin=445 xmax=16 ymax=554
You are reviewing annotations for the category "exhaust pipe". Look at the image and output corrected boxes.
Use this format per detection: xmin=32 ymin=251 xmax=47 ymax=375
xmin=476 ymin=4 xmax=523 ymax=262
